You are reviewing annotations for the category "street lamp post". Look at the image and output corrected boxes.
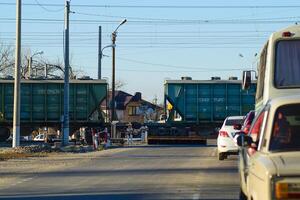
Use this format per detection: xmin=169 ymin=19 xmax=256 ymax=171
xmin=111 ymin=19 xmax=127 ymax=122
xmin=27 ymin=51 xmax=43 ymax=79
xmin=100 ymin=44 xmax=116 ymax=60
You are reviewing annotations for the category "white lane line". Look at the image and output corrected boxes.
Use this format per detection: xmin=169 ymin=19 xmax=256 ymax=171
xmin=212 ymin=148 xmax=218 ymax=157
xmin=9 ymin=177 xmax=34 ymax=188
xmin=23 ymin=177 xmax=33 ymax=182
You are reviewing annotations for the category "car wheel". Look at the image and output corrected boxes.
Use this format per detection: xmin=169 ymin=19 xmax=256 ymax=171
xmin=218 ymin=152 xmax=225 ymax=160
xmin=239 ymin=188 xmax=247 ymax=200
xmin=224 ymin=154 xmax=228 ymax=159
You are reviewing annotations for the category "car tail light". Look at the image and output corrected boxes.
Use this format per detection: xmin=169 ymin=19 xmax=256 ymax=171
xmin=219 ymin=131 xmax=229 ymax=137
xmin=243 ymin=125 xmax=250 ymax=134
xmin=275 ymin=182 xmax=300 ymax=199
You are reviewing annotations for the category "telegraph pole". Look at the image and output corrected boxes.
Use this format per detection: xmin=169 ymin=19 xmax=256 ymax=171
xmin=111 ymin=19 xmax=127 ymax=122
xmin=111 ymin=32 xmax=116 ymax=122
xmin=28 ymin=56 xmax=32 ymax=79
xmin=63 ymin=0 xmax=70 ymax=146
xmin=98 ymin=26 xmax=102 ymax=79
xmin=12 ymin=0 xmax=22 ymax=148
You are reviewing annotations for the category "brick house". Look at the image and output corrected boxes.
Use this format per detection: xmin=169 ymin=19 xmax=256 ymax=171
xmin=101 ymin=91 xmax=163 ymax=124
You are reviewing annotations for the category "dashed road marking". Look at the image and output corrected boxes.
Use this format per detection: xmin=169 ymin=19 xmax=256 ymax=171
xmin=210 ymin=148 xmax=217 ymax=157
xmin=9 ymin=177 xmax=34 ymax=188
xmin=192 ymin=193 xmax=200 ymax=200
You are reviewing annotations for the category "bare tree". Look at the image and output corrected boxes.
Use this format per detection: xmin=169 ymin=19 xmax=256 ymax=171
xmin=0 ymin=44 xmax=87 ymax=80
xmin=0 ymin=43 xmax=14 ymax=76
xmin=115 ymin=79 xmax=127 ymax=90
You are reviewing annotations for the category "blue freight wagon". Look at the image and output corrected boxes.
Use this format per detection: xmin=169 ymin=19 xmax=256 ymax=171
xmin=147 ymin=78 xmax=256 ymax=144
xmin=0 ymin=79 xmax=108 ymax=141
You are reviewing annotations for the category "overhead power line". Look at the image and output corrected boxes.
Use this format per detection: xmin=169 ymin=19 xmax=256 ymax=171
xmin=0 ymin=17 xmax=298 ymax=25
xmin=101 ymin=68 xmax=247 ymax=73
xmin=0 ymin=30 xmax=276 ymax=34
xmin=74 ymin=11 xmax=300 ymax=22
xmin=116 ymin=57 xmax=246 ymax=71
xmin=33 ymin=0 xmax=64 ymax=12
xmin=1 ymin=2 xmax=300 ymax=9
xmin=1 ymin=43 xmax=260 ymax=49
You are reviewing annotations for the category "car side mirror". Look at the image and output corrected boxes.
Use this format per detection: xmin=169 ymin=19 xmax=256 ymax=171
xmin=233 ymin=124 xmax=242 ymax=130
xmin=242 ymin=70 xmax=251 ymax=90
xmin=237 ymin=134 xmax=253 ymax=147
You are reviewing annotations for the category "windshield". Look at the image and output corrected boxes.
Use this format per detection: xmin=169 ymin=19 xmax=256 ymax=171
xmin=269 ymin=104 xmax=300 ymax=152
xmin=275 ymin=40 xmax=300 ymax=88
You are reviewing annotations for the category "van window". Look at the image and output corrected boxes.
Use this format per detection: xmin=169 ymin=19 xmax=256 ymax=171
xmin=249 ymin=110 xmax=266 ymax=142
xmin=269 ymin=104 xmax=300 ymax=152
xmin=256 ymin=43 xmax=268 ymax=101
xmin=275 ymin=40 xmax=300 ymax=88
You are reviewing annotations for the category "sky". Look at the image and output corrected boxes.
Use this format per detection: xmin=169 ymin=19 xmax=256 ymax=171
xmin=0 ymin=0 xmax=300 ymax=103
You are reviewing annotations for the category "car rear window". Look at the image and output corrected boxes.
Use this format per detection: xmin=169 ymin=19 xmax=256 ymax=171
xmin=225 ymin=119 xmax=244 ymax=126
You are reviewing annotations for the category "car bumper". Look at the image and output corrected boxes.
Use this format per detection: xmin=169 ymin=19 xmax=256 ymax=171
xmin=218 ymin=146 xmax=238 ymax=153
xmin=217 ymin=137 xmax=238 ymax=153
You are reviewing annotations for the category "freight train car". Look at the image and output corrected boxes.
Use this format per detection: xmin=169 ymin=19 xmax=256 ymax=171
xmin=0 ymin=79 xmax=107 ymax=141
xmin=147 ymin=77 xmax=256 ymax=144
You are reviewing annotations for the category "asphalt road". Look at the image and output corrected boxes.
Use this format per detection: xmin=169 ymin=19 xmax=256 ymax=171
xmin=0 ymin=141 xmax=239 ymax=200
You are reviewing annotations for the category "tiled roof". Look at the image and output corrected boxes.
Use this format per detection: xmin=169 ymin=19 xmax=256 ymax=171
xmin=101 ymin=90 xmax=162 ymax=110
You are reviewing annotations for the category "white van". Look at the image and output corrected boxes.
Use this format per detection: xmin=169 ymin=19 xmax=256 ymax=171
xmin=243 ymin=25 xmax=300 ymax=111
xmin=239 ymin=25 xmax=300 ymax=200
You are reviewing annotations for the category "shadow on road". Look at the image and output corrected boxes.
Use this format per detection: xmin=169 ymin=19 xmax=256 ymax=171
xmin=1 ymin=166 xmax=237 ymax=177
xmin=0 ymin=194 xmax=146 ymax=200
xmin=0 ymin=193 xmax=238 ymax=200
xmin=122 ymin=144 xmax=217 ymax=149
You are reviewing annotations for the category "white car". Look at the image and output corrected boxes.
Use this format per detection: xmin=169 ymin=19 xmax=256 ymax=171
xmin=217 ymin=116 xmax=244 ymax=160
xmin=33 ymin=134 xmax=45 ymax=141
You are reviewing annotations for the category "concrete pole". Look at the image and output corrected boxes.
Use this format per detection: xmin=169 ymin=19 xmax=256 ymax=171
xmin=12 ymin=0 xmax=21 ymax=148
xmin=28 ymin=57 xmax=32 ymax=79
xmin=63 ymin=0 xmax=70 ymax=146
xmin=98 ymin=26 xmax=102 ymax=79
xmin=110 ymin=19 xmax=126 ymax=122
xmin=44 ymin=64 xmax=48 ymax=78
xmin=111 ymin=32 xmax=116 ymax=122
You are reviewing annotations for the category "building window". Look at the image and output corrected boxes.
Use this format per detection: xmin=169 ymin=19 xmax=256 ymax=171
xmin=128 ymin=106 xmax=138 ymax=116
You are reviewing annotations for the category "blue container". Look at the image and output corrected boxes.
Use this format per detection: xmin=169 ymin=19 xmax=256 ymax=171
xmin=165 ymin=79 xmax=256 ymax=122
xmin=0 ymin=79 xmax=107 ymax=123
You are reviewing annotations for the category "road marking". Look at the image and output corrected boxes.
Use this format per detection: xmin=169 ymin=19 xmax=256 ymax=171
xmin=210 ymin=148 xmax=217 ymax=157
xmin=192 ymin=193 xmax=200 ymax=200
xmin=9 ymin=177 xmax=34 ymax=188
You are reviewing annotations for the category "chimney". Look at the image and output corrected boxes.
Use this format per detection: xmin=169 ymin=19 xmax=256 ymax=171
xmin=211 ymin=76 xmax=221 ymax=80
xmin=181 ymin=77 xmax=192 ymax=80
xmin=134 ymin=92 xmax=142 ymax=101
xmin=229 ymin=76 xmax=238 ymax=80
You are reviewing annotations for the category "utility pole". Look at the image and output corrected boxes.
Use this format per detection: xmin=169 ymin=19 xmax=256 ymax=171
xmin=27 ymin=51 xmax=43 ymax=79
xmin=111 ymin=19 xmax=127 ymax=122
xmin=12 ymin=0 xmax=22 ymax=148
xmin=98 ymin=26 xmax=102 ymax=79
xmin=28 ymin=56 xmax=32 ymax=79
xmin=111 ymin=32 xmax=116 ymax=122
xmin=63 ymin=0 xmax=70 ymax=146
xmin=44 ymin=64 xmax=48 ymax=78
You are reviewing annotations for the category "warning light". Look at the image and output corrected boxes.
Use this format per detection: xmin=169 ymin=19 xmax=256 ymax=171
xmin=282 ymin=31 xmax=293 ymax=37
